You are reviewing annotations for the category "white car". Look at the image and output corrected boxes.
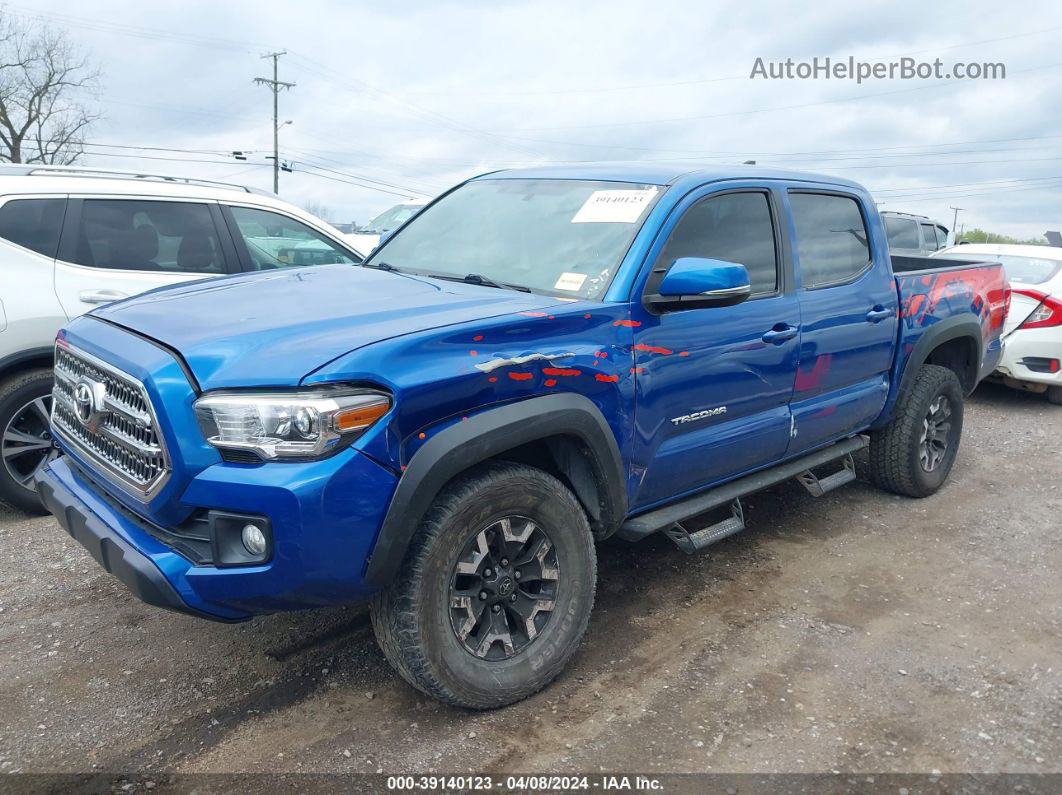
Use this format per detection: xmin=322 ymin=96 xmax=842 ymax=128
xmin=0 ymin=164 xmax=364 ymax=512
xmin=935 ymin=243 xmax=1062 ymax=404
xmin=345 ymin=198 xmax=429 ymax=253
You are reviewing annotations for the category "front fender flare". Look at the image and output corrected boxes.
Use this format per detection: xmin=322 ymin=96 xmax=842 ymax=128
xmin=363 ymin=393 xmax=626 ymax=587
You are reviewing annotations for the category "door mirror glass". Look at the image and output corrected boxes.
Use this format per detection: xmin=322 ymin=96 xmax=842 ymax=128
xmin=649 ymin=257 xmax=751 ymax=309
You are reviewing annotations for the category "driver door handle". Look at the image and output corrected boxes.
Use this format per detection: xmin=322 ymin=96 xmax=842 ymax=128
xmin=761 ymin=323 xmax=799 ymax=344
xmin=79 ymin=289 xmax=128 ymax=305
xmin=866 ymin=306 xmax=894 ymax=323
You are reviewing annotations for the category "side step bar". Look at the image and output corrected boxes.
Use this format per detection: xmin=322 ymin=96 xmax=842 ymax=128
xmin=797 ymin=453 xmax=857 ymax=497
xmin=664 ymin=498 xmax=745 ymax=554
xmin=617 ymin=435 xmax=867 ymax=543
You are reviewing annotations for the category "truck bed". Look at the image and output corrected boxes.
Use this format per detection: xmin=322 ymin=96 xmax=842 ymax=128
xmin=890 ymin=254 xmax=991 ymax=274
xmin=889 ymin=256 xmax=1008 ymax=400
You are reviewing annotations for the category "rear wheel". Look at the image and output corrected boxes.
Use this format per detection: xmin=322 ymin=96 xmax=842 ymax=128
xmin=370 ymin=461 xmax=596 ymax=709
xmin=0 ymin=369 xmax=57 ymax=514
xmin=1047 ymin=386 xmax=1062 ymax=406
xmin=869 ymin=364 xmax=964 ymax=498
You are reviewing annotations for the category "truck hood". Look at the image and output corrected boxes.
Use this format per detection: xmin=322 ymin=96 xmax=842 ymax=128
xmin=91 ymin=264 xmax=564 ymax=390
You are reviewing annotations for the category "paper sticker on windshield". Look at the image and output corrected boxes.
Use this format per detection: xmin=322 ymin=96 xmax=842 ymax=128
xmin=571 ymin=188 xmax=658 ymax=224
xmin=554 ymin=272 xmax=587 ymax=291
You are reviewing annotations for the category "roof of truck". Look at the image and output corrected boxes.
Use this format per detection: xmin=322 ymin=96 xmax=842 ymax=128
xmin=478 ymin=161 xmax=867 ymax=191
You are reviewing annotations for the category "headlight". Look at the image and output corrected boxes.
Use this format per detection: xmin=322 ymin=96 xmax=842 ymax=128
xmin=194 ymin=387 xmax=391 ymax=461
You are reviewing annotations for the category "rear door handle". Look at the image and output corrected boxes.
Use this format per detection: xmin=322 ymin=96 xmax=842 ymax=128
xmin=761 ymin=324 xmax=799 ymax=344
xmin=79 ymin=289 xmax=128 ymax=305
xmin=866 ymin=306 xmax=894 ymax=323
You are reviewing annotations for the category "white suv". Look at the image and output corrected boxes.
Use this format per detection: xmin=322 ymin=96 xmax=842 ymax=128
xmin=0 ymin=165 xmax=364 ymax=512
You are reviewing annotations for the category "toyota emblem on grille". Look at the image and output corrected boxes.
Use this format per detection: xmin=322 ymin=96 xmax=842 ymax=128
xmin=73 ymin=379 xmax=106 ymax=432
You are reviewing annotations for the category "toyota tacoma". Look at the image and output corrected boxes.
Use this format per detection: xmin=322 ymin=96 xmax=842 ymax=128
xmin=37 ymin=164 xmax=1008 ymax=709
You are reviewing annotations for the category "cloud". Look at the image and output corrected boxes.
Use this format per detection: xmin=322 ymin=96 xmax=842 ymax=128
xmin=21 ymin=0 xmax=1062 ymax=237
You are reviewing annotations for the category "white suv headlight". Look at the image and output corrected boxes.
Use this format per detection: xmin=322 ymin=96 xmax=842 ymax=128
xmin=194 ymin=388 xmax=391 ymax=461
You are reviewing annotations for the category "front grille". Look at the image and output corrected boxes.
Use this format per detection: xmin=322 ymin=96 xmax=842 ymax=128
xmin=52 ymin=343 xmax=170 ymax=499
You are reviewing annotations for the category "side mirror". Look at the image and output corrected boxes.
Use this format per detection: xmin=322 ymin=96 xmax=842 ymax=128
xmin=646 ymin=257 xmax=752 ymax=310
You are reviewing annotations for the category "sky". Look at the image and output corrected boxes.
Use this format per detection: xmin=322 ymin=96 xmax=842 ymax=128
xmin=13 ymin=0 xmax=1062 ymax=240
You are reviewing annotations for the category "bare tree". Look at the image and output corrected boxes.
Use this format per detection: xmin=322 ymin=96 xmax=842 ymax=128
xmin=301 ymin=200 xmax=334 ymax=222
xmin=0 ymin=13 xmax=101 ymax=165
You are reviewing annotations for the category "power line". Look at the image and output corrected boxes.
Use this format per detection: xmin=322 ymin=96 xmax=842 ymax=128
xmin=22 ymin=147 xmax=425 ymax=198
xmin=871 ymin=175 xmax=1062 ymax=193
xmin=6 ymin=4 xmax=273 ymax=53
xmin=289 ymin=167 xmax=415 ymax=199
xmin=283 ymin=146 xmax=446 ymax=195
xmin=876 ymin=178 xmax=1062 ymax=203
xmin=238 ymin=133 xmax=1062 ymax=173
xmin=286 ymin=156 xmax=432 ymax=197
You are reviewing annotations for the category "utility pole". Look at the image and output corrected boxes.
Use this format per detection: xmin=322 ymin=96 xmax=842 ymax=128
xmin=950 ymin=206 xmax=966 ymax=235
xmin=254 ymin=51 xmax=295 ymax=195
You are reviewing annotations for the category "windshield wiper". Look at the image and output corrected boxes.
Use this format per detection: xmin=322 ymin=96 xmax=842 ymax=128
xmin=363 ymin=261 xmax=401 ymax=272
xmin=434 ymin=272 xmax=532 ymax=293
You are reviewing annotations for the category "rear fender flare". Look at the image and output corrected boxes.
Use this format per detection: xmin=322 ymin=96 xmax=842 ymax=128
xmin=894 ymin=315 xmax=984 ymax=406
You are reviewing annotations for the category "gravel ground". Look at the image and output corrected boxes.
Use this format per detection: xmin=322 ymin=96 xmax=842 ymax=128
xmin=1 ymin=382 xmax=1059 ymax=783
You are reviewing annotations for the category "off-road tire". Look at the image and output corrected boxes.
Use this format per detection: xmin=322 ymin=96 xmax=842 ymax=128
xmin=1046 ymin=386 xmax=1062 ymax=406
xmin=370 ymin=461 xmax=596 ymax=709
xmin=0 ymin=368 xmax=54 ymax=514
xmin=869 ymin=364 xmax=964 ymax=498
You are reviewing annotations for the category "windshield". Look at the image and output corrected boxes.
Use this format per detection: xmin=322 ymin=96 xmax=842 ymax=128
xmin=936 ymin=251 xmax=1062 ymax=285
xmin=364 ymin=178 xmax=662 ymax=299
xmin=362 ymin=204 xmax=423 ymax=233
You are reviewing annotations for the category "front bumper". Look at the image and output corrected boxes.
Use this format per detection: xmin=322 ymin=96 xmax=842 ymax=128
xmin=37 ymin=446 xmax=400 ymax=621
xmin=37 ymin=458 xmax=243 ymax=622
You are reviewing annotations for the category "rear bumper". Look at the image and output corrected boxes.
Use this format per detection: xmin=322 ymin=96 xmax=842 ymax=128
xmin=36 ymin=459 xmax=243 ymax=623
xmin=994 ymin=327 xmax=1062 ymax=389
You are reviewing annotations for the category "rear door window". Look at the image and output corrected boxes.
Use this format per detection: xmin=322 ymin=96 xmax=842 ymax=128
xmin=920 ymin=223 xmax=939 ymax=250
xmin=0 ymin=198 xmax=67 ymax=258
xmin=884 ymin=216 xmax=920 ymax=250
xmin=226 ymin=206 xmax=361 ymax=270
xmin=72 ymin=200 xmax=227 ymax=273
xmin=789 ymin=193 xmax=871 ymax=288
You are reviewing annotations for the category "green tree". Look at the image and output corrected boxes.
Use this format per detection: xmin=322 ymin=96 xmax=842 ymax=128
xmin=956 ymin=228 xmax=1047 ymax=246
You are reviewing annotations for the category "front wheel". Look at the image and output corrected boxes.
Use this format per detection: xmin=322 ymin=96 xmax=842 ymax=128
xmin=370 ymin=461 xmax=596 ymax=709
xmin=869 ymin=364 xmax=964 ymax=498
xmin=0 ymin=368 xmax=58 ymax=514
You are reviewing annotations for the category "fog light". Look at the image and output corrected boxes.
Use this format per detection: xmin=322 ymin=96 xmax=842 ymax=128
xmin=208 ymin=511 xmax=272 ymax=566
xmin=242 ymin=523 xmax=267 ymax=556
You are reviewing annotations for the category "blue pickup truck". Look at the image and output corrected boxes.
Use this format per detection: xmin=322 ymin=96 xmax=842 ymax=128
xmin=36 ymin=164 xmax=1009 ymax=709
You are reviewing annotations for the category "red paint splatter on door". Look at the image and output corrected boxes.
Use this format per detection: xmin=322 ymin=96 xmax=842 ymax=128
xmin=633 ymin=343 xmax=673 ymax=355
